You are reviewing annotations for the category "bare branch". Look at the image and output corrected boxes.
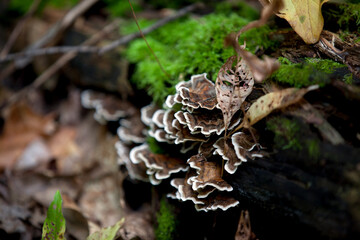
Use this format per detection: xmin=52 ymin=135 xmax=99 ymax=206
xmin=0 ymin=0 xmax=43 ymax=59
xmin=1 ymin=46 xmax=99 ymax=63
xmin=99 ymin=2 xmax=202 ymax=54
xmin=15 ymin=0 xmax=100 ymax=68
xmin=0 ymin=2 xmax=202 ymax=65
xmin=126 ymin=0 xmax=170 ymax=78
xmin=0 ymin=0 xmax=99 ymax=83
xmin=5 ymin=20 xmax=120 ymax=107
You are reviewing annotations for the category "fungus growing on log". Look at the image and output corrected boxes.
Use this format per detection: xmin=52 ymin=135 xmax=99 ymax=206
xmin=117 ymin=114 xmax=146 ymax=144
xmin=175 ymin=73 xmax=218 ymax=110
xmin=81 ymin=90 xmax=136 ymax=124
xmin=214 ymin=131 xmax=262 ymax=174
xmin=115 ymin=141 xmax=148 ymax=182
xmin=81 ymin=65 xmax=263 ymax=211
xmin=129 ymin=144 xmax=188 ymax=185
xmin=80 ymin=89 xmax=148 ymax=182
xmin=125 ymin=71 xmax=261 ymax=211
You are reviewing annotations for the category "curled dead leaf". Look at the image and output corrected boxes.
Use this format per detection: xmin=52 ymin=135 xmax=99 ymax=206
xmin=241 ymin=85 xmax=319 ymax=129
xmin=236 ymin=47 xmax=280 ymax=83
xmin=235 ymin=210 xmax=252 ymax=240
xmin=224 ymin=0 xmax=280 ymax=83
xmin=263 ymin=0 xmax=329 ymax=44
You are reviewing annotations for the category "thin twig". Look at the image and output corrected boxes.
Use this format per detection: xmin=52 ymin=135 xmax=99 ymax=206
xmin=5 ymin=20 xmax=120 ymax=107
xmin=1 ymin=46 xmax=99 ymax=62
xmin=100 ymin=2 xmax=201 ymax=54
xmin=0 ymin=0 xmax=99 ymax=83
xmin=127 ymin=0 xmax=170 ymax=78
xmin=16 ymin=0 xmax=99 ymax=68
xmin=0 ymin=0 xmax=42 ymax=59
xmin=0 ymin=2 xmax=202 ymax=64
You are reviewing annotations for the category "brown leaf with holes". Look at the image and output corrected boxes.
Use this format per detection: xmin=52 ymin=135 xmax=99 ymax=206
xmin=216 ymin=56 xmax=254 ymax=131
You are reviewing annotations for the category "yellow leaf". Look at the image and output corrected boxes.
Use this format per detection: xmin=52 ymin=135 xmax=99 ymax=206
xmin=271 ymin=0 xmax=329 ymax=44
xmin=243 ymin=85 xmax=318 ymax=128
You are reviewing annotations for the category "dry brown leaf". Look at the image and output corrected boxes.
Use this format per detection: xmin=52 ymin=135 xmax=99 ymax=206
xmin=241 ymin=0 xmax=282 ymax=35
xmin=48 ymin=127 xmax=79 ymax=160
xmin=119 ymin=206 xmax=155 ymax=240
xmin=62 ymin=194 xmax=90 ymax=240
xmin=216 ymin=56 xmax=254 ymax=131
xmin=264 ymin=0 xmax=329 ymax=44
xmin=236 ymin=47 xmax=280 ymax=83
xmin=224 ymin=0 xmax=280 ymax=83
xmin=0 ymin=198 xmax=30 ymax=234
xmin=79 ymin=175 xmax=123 ymax=228
xmin=242 ymin=85 xmax=318 ymax=128
xmin=0 ymin=103 xmax=55 ymax=170
xmin=235 ymin=210 xmax=252 ymax=240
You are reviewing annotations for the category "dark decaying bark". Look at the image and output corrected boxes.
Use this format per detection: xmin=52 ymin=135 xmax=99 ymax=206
xmin=227 ymin=144 xmax=360 ymax=239
xmin=224 ymin=84 xmax=360 ymax=240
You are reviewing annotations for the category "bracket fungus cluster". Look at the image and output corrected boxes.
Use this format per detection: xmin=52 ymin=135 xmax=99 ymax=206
xmin=81 ymin=60 xmax=264 ymax=212
xmin=81 ymin=90 xmax=137 ymax=125
xmin=81 ymin=90 xmax=149 ymax=182
xmin=130 ymin=72 xmax=263 ymax=212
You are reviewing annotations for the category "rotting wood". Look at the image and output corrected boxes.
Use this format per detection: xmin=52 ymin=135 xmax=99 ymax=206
xmin=227 ymin=116 xmax=360 ymax=239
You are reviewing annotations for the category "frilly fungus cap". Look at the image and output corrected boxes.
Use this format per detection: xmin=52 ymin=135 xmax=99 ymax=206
xmin=129 ymin=73 xmax=262 ymax=211
xmin=82 ymin=71 xmax=262 ymax=212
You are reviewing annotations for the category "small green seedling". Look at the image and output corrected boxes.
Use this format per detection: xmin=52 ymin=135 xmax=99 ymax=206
xmin=42 ymin=190 xmax=66 ymax=240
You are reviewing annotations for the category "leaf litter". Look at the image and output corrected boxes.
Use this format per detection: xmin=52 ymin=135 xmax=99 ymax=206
xmin=0 ymin=97 xmax=128 ymax=238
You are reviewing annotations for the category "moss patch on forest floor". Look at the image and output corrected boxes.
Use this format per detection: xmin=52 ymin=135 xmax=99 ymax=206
xmin=123 ymin=2 xmax=278 ymax=105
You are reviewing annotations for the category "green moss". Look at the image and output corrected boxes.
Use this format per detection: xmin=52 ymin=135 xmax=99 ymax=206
xmin=104 ymin=0 xmax=142 ymax=17
xmin=215 ymin=1 xmax=259 ymax=20
xmin=305 ymin=58 xmax=345 ymax=73
xmin=344 ymin=73 xmax=354 ymax=84
xmin=267 ymin=117 xmax=322 ymax=161
xmin=267 ymin=117 xmax=302 ymax=151
xmin=272 ymin=57 xmax=349 ymax=88
xmin=324 ymin=2 xmax=360 ymax=34
xmin=144 ymin=0 xmax=201 ymax=9
xmin=337 ymin=3 xmax=360 ymax=30
xmin=9 ymin=0 xmax=79 ymax=15
xmin=155 ymin=198 xmax=177 ymax=240
xmin=125 ymin=12 xmax=277 ymax=105
xmin=147 ymin=137 xmax=166 ymax=154
xmin=306 ymin=139 xmax=320 ymax=160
